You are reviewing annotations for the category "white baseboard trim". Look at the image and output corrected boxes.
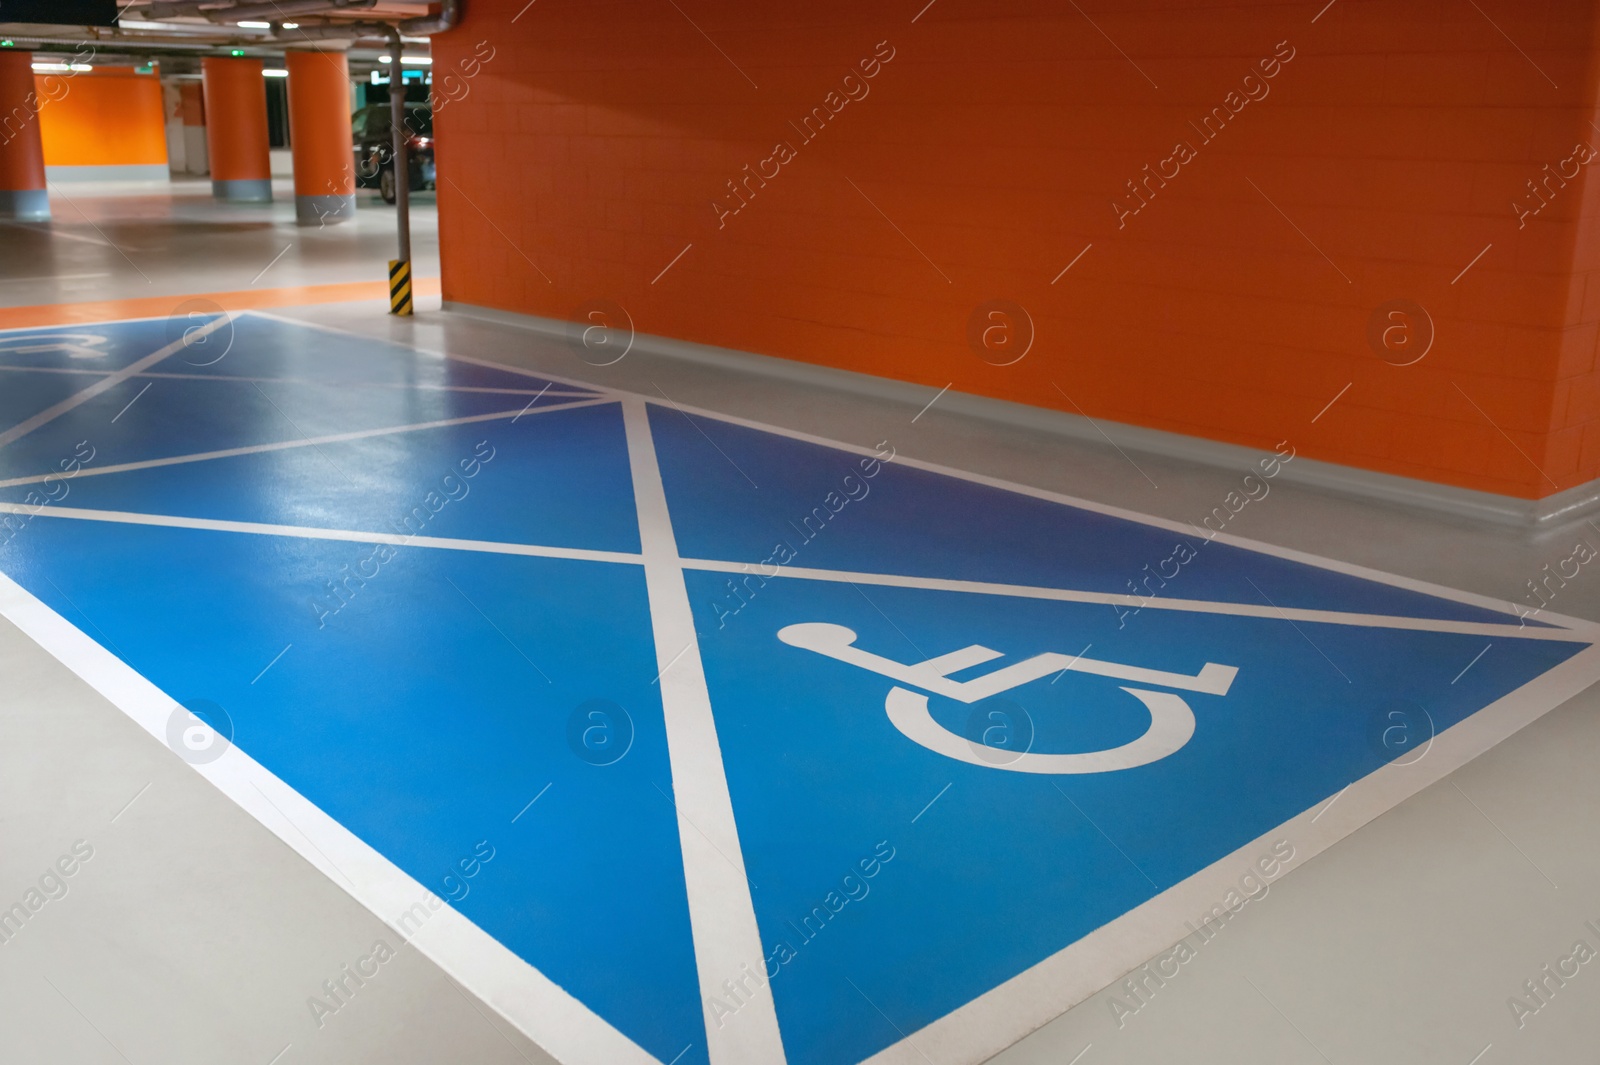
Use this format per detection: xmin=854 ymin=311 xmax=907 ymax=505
xmin=440 ymin=301 xmax=1600 ymax=530
xmin=44 ymin=164 xmax=171 ymax=183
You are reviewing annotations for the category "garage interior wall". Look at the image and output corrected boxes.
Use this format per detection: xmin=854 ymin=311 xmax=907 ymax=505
xmin=35 ymin=65 xmax=169 ymax=181
xmin=434 ymin=0 xmax=1600 ymax=501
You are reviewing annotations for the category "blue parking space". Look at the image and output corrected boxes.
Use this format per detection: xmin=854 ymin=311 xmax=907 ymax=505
xmin=0 ymin=313 xmax=1592 ymax=1065
xmin=686 ymin=572 xmax=1581 ymax=1065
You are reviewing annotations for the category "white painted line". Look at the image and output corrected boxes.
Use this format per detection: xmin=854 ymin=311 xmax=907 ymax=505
xmin=0 ymin=502 xmax=643 ymax=568
xmin=621 ymin=397 xmax=787 ymax=1065
xmin=0 ymin=568 xmax=661 ymax=1065
xmin=0 ymin=397 xmax=615 ymax=489
xmin=855 ymin=641 xmax=1600 ymax=1064
xmin=680 ymin=557 xmax=1590 ymax=642
xmin=237 ymin=311 xmax=630 ymax=405
xmin=0 ymin=313 xmax=232 ymax=449
xmin=37 ymin=499 xmax=1538 ymax=646
xmin=443 ymin=351 xmax=628 ymax=400
xmin=242 ymin=325 xmax=1599 ymax=643
xmin=0 ymin=365 xmax=597 ymax=399
xmin=642 ymin=400 xmax=1600 ymax=639
xmin=511 ymin=384 xmax=553 ymax=422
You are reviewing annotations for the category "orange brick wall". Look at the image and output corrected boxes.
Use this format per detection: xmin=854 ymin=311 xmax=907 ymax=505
xmin=434 ymin=0 xmax=1600 ymax=499
xmin=36 ymin=66 xmax=168 ymax=168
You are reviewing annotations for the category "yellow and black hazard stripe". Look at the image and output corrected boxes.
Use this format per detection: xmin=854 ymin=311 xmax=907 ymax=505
xmin=388 ymin=259 xmax=413 ymax=316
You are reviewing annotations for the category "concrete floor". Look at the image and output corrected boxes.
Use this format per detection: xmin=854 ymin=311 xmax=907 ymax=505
xmin=0 ymin=173 xmax=437 ymax=310
xmin=3 ymin=181 xmax=1599 ymax=1064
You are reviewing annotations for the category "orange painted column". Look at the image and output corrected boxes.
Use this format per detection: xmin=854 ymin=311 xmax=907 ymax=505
xmin=0 ymin=50 xmax=49 ymax=221
xmin=201 ymin=56 xmax=271 ymax=202
xmin=285 ymin=50 xmax=355 ymax=225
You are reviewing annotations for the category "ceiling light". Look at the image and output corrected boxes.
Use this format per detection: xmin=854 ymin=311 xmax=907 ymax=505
xmin=263 ymin=69 xmax=288 ymax=77
xmin=281 ymin=22 xmax=299 ymax=28
xmin=401 ymin=55 xmax=432 ymax=64
xmin=236 ymin=20 xmax=270 ymax=28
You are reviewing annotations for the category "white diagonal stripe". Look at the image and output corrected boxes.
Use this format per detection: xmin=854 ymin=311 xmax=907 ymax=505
xmin=0 ymin=397 xmax=615 ymax=489
xmin=0 ymin=568 xmax=660 ymax=1065
xmin=681 ymin=558 xmax=1589 ymax=643
xmin=0 ymin=364 xmax=599 ymax=399
xmin=0 ymin=313 xmax=233 ymax=449
xmin=0 ymin=502 xmax=642 ymax=567
xmin=5 ymin=497 xmax=1577 ymax=646
xmin=620 ymin=398 xmax=788 ymax=1065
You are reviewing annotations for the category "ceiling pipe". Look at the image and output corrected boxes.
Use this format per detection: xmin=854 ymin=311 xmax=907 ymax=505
xmin=139 ymin=1 xmax=233 ymax=17
xmin=398 ymin=0 xmax=460 ymax=35
xmin=204 ymin=0 xmax=377 ymax=23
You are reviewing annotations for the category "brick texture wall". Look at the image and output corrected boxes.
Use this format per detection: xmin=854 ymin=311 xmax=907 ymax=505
xmin=433 ymin=0 xmax=1600 ymax=499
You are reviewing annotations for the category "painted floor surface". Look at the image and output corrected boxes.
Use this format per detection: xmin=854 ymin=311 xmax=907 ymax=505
xmin=1 ymin=313 xmax=1597 ymax=1065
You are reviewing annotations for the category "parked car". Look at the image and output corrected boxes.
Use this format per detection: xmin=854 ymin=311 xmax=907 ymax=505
xmin=351 ymin=102 xmax=435 ymax=204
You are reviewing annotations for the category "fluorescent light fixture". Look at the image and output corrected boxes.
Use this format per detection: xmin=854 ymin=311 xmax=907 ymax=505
xmin=263 ymin=69 xmax=288 ymax=77
xmin=377 ymin=55 xmax=433 ymax=65
xmin=32 ymin=62 xmax=92 ymax=73
xmin=282 ymin=22 xmax=299 ymax=28
xmin=236 ymin=20 xmax=271 ymax=28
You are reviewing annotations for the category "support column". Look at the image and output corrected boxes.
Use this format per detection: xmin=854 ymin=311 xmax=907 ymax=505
xmin=180 ymin=81 xmax=208 ymax=175
xmin=201 ymin=56 xmax=271 ymax=202
xmin=0 ymin=50 xmax=49 ymax=221
xmin=285 ymin=50 xmax=354 ymax=225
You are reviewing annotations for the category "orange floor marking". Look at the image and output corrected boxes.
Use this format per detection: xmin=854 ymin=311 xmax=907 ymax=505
xmin=0 ymin=277 xmax=443 ymax=330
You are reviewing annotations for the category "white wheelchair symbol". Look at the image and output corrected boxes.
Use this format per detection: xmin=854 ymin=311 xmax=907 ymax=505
xmin=777 ymin=622 xmax=1238 ymax=774
xmin=0 ymin=333 xmax=110 ymax=360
